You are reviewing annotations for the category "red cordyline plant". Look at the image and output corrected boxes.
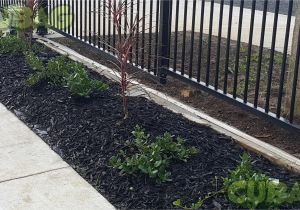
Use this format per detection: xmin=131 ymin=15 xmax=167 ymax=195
xmin=105 ymin=0 xmax=142 ymax=120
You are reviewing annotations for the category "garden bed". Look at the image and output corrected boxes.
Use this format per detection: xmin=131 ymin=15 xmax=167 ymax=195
xmin=52 ymin=36 xmax=300 ymax=159
xmin=0 ymin=42 xmax=300 ymax=209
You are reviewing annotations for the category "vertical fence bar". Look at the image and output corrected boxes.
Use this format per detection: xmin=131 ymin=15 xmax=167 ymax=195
xmin=214 ymin=0 xmax=224 ymax=90
xmin=80 ymin=0 xmax=82 ymax=40
xmin=107 ymin=0 xmax=111 ymax=51
xmin=64 ymin=0 xmax=67 ymax=32
xmin=243 ymin=0 xmax=256 ymax=103
xmin=232 ymin=0 xmax=244 ymax=98
xmin=84 ymin=0 xmax=87 ymax=41
xmin=276 ymin=0 xmax=293 ymax=118
xmin=112 ymin=0 xmax=116 ymax=53
xmin=206 ymin=0 xmax=214 ymax=86
xmin=158 ymin=0 xmax=172 ymax=83
xmin=188 ymin=0 xmax=197 ymax=79
xmin=56 ymin=0 xmax=59 ymax=29
xmin=180 ymin=0 xmax=188 ymax=76
xmin=141 ymin=0 xmax=146 ymax=69
xmin=97 ymin=0 xmax=101 ymax=47
xmin=49 ymin=0 xmax=52 ymax=27
xmin=172 ymin=0 xmax=179 ymax=72
xmin=93 ymin=0 xmax=96 ymax=45
xmin=196 ymin=0 xmax=205 ymax=82
xmin=254 ymin=0 xmax=267 ymax=107
xmin=124 ymin=0 xmax=127 ymax=37
xmin=88 ymin=0 xmax=92 ymax=43
xmin=265 ymin=0 xmax=280 ymax=113
xmin=289 ymin=27 xmax=300 ymax=123
xmin=60 ymin=0 xmax=63 ymax=30
xmin=118 ymin=0 xmax=121 ymax=47
xmin=135 ymin=0 xmax=140 ymax=66
xmin=76 ymin=0 xmax=78 ymax=37
xmin=71 ymin=0 xmax=74 ymax=36
xmin=223 ymin=0 xmax=233 ymax=94
xmin=147 ymin=0 xmax=153 ymax=71
xmin=50 ymin=0 xmax=56 ymax=27
xmin=153 ymin=0 xmax=159 ymax=75
xmin=71 ymin=0 xmax=78 ymax=38
xmin=129 ymin=0 xmax=133 ymax=62
xmin=102 ymin=0 xmax=106 ymax=49
xmin=59 ymin=0 xmax=66 ymax=32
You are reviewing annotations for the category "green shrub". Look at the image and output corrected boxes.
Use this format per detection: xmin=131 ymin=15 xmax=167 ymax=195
xmin=223 ymin=153 xmax=270 ymax=191
xmin=65 ymin=65 xmax=108 ymax=98
xmin=25 ymin=51 xmax=45 ymax=72
xmin=24 ymin=51 xmax=46 ymax=86
xmin=174 ymin=154 xmax=300 ymax=209
xmin=223 ymin=153 xmax=300 ymax=209
xmin=46 ymin=55 xmax=72 ymax=85
xmin=0 ymin=35 xmax=27 ymax=55
xmin=26 ymin=72 xmax=44 ymax=86
xmin=25 ymin=54 xmax=70 ymax=86
xmin=223 ymin=154 xmax=270 ymax=209
xmin=110 ymin=125 xmax=198 ymax=182
xmin=25 ymin=52 xmax=108 ymax=98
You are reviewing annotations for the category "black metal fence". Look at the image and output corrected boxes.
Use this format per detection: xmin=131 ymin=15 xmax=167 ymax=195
xmin=1 ymin=0 xmax=300 ymax=134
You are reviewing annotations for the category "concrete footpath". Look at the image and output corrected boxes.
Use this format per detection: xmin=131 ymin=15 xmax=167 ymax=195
xmin=0 ymin=103 xmax=115 ymax=210
xmin=67 ymin=0 xmax=295 ymax=53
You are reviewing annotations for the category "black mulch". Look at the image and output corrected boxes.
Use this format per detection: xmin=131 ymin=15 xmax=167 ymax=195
xmin=0 ymin=51 xmax=299 ymax=209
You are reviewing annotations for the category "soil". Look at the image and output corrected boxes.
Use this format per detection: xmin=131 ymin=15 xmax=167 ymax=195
xmin=65 ymin=31 xmax=291 ymax=116
xmin=0 ymin=45 xmax=300 ymax=209
xmin=51 ymin=36 xmax=300 ymax=159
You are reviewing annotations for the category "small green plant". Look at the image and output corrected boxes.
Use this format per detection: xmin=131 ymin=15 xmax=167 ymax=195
xmin=0 ymin=35 xmax=27 ymax=55
xmin=46 ymin=55 xmax=72 ymax=85
xmin=223 ymin=153 xmax=300 ymax=209
xmin=110 ymin=125 xmax=198 ymax=182
xmin=25 ymin=51 xmax=45 ymax=71
xmin=174 ymin=154 xmax=300 ymax=209
xmin=25 ymin=54 xmax=71 ymax=86
xmin=25 ymin=51 xmax=46 ymax=86
xmin=173 ymin=190 xmax=223 ymax=210
xmin=25 ymin=52 xmax=108 ymax=97
xmin=173 ymin=176 xmax=224 ymax=209
xmin=223 ymin=153 xmax=269 ymax=191
xmin=26 ymin=73 xmax=44 ymax=86
xmin=223 ymin=153 xmax=271 ymax=209
xmin=66 ymin=65 xmax=108 ymax=98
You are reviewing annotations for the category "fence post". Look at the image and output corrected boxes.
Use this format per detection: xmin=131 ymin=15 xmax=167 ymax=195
xmin=285 ymin=3 xmax=300 ymax=121
xmin=157 ymin=0 xmax=172 ymax=84
xmin=36 ymin=0 xmax=48 ymax=35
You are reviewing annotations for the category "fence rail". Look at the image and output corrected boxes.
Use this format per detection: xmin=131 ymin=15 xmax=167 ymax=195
xmin=1 ymin=0 xmax=300 ymax=134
